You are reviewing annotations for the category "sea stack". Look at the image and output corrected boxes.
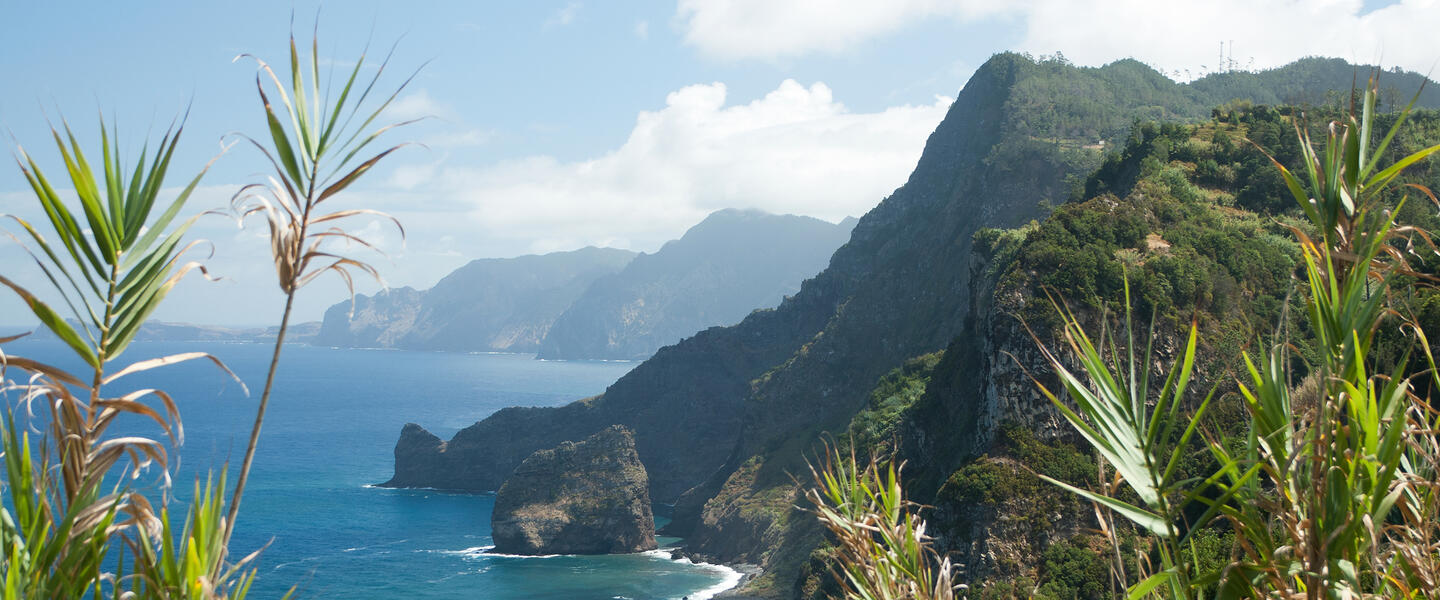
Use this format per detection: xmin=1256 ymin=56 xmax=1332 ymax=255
xmin=381 ymin=423 xmax=447 ymax=489
xmin=491 ymin=425 xmax=657 ymax=555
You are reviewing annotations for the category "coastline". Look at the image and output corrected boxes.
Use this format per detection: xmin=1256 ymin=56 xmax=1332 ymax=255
xmin=647 ymin=549 xmax=746 ymax=599
xmin=665 ymin=549 xmax=761 ymax=599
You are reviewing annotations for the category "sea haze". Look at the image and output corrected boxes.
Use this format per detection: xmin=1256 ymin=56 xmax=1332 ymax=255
xmin=6 ymin=339 xmax=737 ymax=599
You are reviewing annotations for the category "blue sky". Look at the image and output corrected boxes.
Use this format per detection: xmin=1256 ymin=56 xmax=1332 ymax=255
xmin=0 ymin=0 xmax=1432 ymax=325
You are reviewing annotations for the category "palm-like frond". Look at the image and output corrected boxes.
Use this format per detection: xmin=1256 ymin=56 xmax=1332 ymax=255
xmin=807 ymin=442 xmax=958 ymax=600
xmin=224 ymin=26 xmax=415 ymax=548
xmin=230 ymin=31 xmax=414 ymax=298
xmin=1019 ymin=75 xmax=1440 ymax=599
xmin=8 ymin=116 xmax=219 ymax=367
xmin=1 ymin=113 xmax=252 ymax=598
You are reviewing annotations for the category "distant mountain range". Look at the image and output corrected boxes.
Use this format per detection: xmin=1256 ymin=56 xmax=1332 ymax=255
xmin=23 ymin=321 xmax=321 ymax=344
xmin=537 ymin=209 xmax=856 ymax=360
xmin=311 ymin=210 xmax=854 ymax=359
xmin=311 ymin=247 xmax=637 ymax=352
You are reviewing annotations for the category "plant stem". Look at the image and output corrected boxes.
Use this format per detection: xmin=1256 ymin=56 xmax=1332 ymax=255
xmin=224 ymin=289 xmax=295 ymax=548
xmin=226 ymin=125 xmax=318 ymax=550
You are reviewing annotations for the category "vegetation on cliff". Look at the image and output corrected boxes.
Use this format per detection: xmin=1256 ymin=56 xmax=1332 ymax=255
xmin=1028 ymin=79 xmax=1440 ymax=598
xmin=811 ymin=79 xmax=1440 ymax=598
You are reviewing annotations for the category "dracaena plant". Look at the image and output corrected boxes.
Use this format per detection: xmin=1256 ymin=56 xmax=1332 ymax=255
xmin=1024 ymin=281 xmax=1220 ymax=599
xmin=807 ymin=441 xmax=960 ymax=600
xmin=1204 ymin=77 xmax=1440 ymax=599
xmin=225 ymin=28 xmax=415 ymax=547
xmin=0 ymin=116 xmax=263 ymax=598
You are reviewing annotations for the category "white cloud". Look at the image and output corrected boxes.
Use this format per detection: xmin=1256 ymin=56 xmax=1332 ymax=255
xmin=677 ymin=0 xmax=1440 ymax=79
xmin=1 ymin=81 xmax=952 ymax=325
xmin=545 ymin=2 xmax=582 ymax=28
xmin=385 ymin=90 xmax=492 ymax=149
xmin=1014 ymin=0 xmax=1440 ymax=81
xmin=386 ymin=89 xmax=451 ymax=122
xmin=399 ymin=79 xmax=951 ymax=256
xmin=634 ymin=20 xmax=650 ymax=40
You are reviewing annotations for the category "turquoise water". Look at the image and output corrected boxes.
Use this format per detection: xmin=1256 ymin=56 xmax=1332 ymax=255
xmin=5 ymin=339 xmax=738 ymax=599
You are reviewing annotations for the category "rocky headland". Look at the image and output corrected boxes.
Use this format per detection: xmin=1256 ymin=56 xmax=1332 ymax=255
xmin=490 ymin=426 xmax=657 ymax=555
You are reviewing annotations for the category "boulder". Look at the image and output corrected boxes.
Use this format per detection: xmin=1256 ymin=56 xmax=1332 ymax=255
xmin=491 ymin=425 xmax=657 ymax=555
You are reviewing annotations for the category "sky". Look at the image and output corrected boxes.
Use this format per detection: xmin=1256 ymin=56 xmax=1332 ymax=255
xmin=0 ymin=0 xmax=1433 ymax=326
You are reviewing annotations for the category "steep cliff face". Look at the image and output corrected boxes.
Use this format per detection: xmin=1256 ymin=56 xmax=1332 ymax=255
xmin=313 ymin=247 xmax=636 ymax=352
xmin=537 ymin=209 xmax=855 ymax=361
xmin=379 ymin=295 xmax=832 ymax=499
xmin=384 ymin=52 xmax=1077 ymax=503
xmin=672 ymin=54 xmax=1105 ymax=581
xmin=490 ymin=426 xmax=656 ymax=555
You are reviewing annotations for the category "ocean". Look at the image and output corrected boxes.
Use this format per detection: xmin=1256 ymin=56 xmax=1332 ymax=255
xmin=4 ymin=339 xmax=739 ymax=599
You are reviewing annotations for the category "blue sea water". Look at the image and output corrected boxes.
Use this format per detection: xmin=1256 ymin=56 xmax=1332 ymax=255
xmin=5 ymin=339 xmax=739 ymax=599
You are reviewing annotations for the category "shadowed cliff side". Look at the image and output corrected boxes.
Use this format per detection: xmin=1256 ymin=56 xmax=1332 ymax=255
xmin=379 ymin=52 xmax=1092 ymax=501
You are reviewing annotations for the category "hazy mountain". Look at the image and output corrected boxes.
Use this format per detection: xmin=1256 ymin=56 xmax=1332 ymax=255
xmin=536 ymin=209 xmax=856 ymax=360
xmin=24 ymin=321 xmax=321 ymax=344
xmin=312 ymin=247 xmax=637 ymax=352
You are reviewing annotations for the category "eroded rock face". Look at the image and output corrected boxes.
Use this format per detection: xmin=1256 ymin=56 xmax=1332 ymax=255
xmin=490 ymin=426 xmax=657 ymax=555
xmin=383 ymin=423 xmax=447 ymax=489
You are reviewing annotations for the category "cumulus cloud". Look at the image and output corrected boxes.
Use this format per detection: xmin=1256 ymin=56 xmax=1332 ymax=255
xmin=678 ymin=0 xmax=1440 ymax=79
xmin=395 ymin=79 xmax=952 ymax=256
xmin=545 ymin=2 xmax=582 ymax=28
xmin=385 ymin=89 xmax=451 ymax=121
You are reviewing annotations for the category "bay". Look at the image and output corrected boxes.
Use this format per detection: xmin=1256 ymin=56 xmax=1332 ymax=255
xmin=4 ymin=339 xmax=738 ymax=599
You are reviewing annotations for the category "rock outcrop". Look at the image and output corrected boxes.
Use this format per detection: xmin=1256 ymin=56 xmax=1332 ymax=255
xmin=384 ymin=423 xmax=447 ymax=489
xmin=490 ymin=426 xmax=657 ymax=555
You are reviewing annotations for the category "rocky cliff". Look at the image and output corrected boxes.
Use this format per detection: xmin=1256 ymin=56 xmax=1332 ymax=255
xmin=383 ymin=51 xmax=1073 ymax=503
xmin=490 ymin=426 xmax=657 ymax=555
xmin=312 ymin=287 xmax=424 ymax=348
xmin=312 ymin=247 xmax=636 ymax=352
xmin=537 ymin=209 xmax=855 ymax=361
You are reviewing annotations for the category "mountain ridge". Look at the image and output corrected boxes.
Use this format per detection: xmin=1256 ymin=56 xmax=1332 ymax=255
xmin=311 ymin=246 xmax=637 ymax=352
xmin=537 ymin=209 xmax=855 ymax=360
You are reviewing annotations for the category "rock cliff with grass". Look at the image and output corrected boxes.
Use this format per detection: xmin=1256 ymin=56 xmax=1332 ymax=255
xmin=490 ymin=426 xmax=656 ymax=555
